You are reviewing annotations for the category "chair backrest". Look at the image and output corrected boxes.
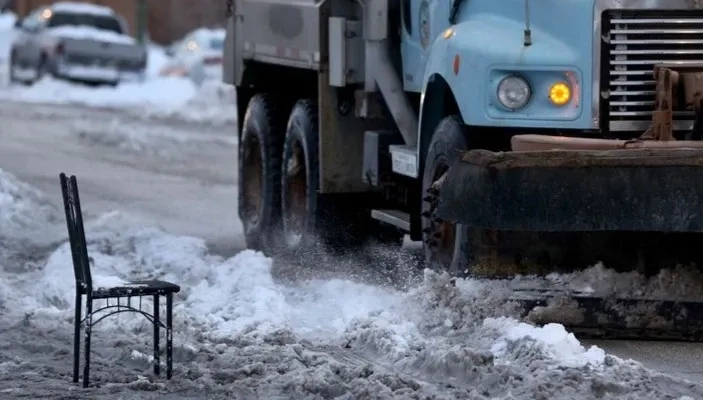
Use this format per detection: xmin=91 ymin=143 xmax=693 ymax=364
xmin=60 ymin=173 xmax=92 ymax=293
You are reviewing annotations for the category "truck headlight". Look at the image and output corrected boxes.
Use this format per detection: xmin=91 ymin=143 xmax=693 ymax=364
xmin=497 ymin=75 xmax=531 ymax=110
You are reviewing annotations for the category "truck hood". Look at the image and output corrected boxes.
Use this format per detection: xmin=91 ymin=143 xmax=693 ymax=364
xmin=46 ymin=26 xmax=137 ymax=45
xmin=433 ymin=0 xmax=601 ymax=130
xmin=454 ymin=0 xmax=596 ymax=65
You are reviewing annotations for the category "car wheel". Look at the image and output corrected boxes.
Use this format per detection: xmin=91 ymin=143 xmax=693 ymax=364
xmin=8 ymin=49 xmax=27 ymax=86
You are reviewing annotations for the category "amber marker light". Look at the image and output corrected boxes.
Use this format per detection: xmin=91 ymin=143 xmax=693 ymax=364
xmin=548 ymin=82 xmax=571 ymax=106
xmin=442 ymin=27 xmax=455 ymax=39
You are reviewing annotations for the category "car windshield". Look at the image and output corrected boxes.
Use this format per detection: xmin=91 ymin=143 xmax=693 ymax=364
xmin=47 ymin=12 xmax=123 ymax=34
xmin=209 ymin=37 xmax=224 ymax=50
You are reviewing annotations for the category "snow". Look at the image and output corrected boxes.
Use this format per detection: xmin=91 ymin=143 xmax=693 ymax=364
xmin=51 ymin=1 xmax=115 ymax=16
xmin=0 ymin=76 xmax=236 ymax=125
xmin=0 ymin=168 xmax=64 ymax=269
xmin=146 ymin=45 xmax=169 ymax=78
xmin=3 ymin=76 xmax=194 ymax=108
xmin=488 ymin=319 xmax=606 ymax=368
xmin=3 ymin=167 xmax=703 ymax=398
xmin=0 ymin=11 xmax=16 ymax=30
xmin=92 ymin=275 xmax=130 ymax=289
xmin=46 ymin=26 xmax=136 ymax=45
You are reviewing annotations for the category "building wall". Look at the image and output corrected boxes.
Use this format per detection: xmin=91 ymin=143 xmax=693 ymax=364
xmin=11 ymin=0 xmax=226 ymax=44
xmin=150 ymin=0 xmax=225 ymax=44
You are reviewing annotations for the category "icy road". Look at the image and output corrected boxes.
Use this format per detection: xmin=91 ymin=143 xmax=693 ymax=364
xmin=1 ymin=83 xmax=703 ymax=398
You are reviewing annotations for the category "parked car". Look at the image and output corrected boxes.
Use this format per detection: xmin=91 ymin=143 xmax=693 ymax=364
xmin=159 ymin=27 xmax=224 ymax=86
xmin=9 ymin=1 xmax=147 ymax=86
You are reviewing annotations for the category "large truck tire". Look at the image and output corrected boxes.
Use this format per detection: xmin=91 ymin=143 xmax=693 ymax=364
xmin=280 ymin=99 xmax=367 ymax=259
xmin=421 ymin=115 xmax=472 ymax=275
xmin=238 ymin=93 xmax=286 ymax=252
xmin=280 ymin=99 xmax=321 ymax=255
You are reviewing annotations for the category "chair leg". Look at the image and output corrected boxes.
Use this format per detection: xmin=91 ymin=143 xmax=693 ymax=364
xmin=153 ymin=295 xmax=160 ymax=376
xmin=166 ymin=293 xmax=173 ymax=380
xmin=83 ymin=300 xmax=93 ymax=388
xmin=73 ymin=291 xmax=82 ymax=383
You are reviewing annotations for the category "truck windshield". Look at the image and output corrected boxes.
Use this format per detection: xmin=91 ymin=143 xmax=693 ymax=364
xmin=47 ymin=12 xmax=123 ymax=34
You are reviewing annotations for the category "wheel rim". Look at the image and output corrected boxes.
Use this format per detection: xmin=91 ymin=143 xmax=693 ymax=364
xmin=240 ymin=135 xmax=263 ymax=232
xmin=423 ymin=161 xmax=457 ymax=267
xmin=283 ymin=138 xmax=307 ymax=248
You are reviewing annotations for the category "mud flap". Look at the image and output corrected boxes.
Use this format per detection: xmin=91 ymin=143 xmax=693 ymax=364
xmin=436 ymin=148 xmax=703 ymax=232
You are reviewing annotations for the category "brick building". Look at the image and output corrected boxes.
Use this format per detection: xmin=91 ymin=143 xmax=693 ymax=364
xmin=10 ymin=0 xmax=226 ymax=44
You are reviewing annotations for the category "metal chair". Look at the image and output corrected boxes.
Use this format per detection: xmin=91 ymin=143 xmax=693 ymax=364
xmin=60 ymin=173 xmax=181 ymax=388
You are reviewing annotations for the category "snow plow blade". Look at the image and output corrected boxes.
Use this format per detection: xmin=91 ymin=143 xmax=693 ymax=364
xmin=437 ymin=134 xmax=703 ymax=340
xmin=515 ymin=291 xmax=703 ymax=341
xmin=436 ymin=137 xmax=703 ymax=232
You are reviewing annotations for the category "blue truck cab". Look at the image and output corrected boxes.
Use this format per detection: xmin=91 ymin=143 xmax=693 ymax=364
xmin=399 ymin=0 xmax=703 ymax=166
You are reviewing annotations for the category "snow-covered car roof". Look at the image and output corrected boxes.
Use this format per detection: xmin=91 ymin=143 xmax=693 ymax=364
xmin=189 ymin=27 xmax=226 ymax=40
xmin=50 ymin=1 xmax=115 ymax=16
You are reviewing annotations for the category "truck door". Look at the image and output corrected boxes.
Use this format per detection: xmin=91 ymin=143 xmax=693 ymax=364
xmin=400 ymin=0 xmax=425 ymax=93
xmin=400 ymin=0 xmax=450 ymax=93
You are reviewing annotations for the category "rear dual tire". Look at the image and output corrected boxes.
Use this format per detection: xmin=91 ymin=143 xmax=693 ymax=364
xmin=238 ymin=94 xmax=286 ymax=252
xmin=280 ymin=99 xmax=320 ymax=254
xmin=238 ymin=96 xmax=370 ymax=258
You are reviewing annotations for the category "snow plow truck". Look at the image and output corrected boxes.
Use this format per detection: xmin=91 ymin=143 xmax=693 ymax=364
xmin=225 ymin=0 xmax=703 ymax=340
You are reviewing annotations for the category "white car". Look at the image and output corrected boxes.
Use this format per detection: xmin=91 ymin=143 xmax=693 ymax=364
xmin=159 ymin=27 xmax=224 ymax=86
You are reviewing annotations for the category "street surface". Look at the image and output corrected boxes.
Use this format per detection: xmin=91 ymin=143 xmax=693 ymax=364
xmin=1 ymin=100 xmax=702 ymax=399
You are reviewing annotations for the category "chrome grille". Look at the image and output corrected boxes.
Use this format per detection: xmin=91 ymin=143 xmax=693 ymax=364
xmin=604 ymin=10 xmax=703 ymax=132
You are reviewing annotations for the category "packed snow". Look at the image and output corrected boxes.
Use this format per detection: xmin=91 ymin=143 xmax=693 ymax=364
xmin=2 ymin=167 xmax=703 ymax=399
xmin=69 ymin=109 xmax=237 ymax=158
xmin=51 ymin=1 xmax=116 ymax=17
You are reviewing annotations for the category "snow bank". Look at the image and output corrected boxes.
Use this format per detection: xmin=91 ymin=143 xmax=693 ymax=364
xmin=0 ymin=11 xmax=16 ymax=31
xmin=0 ymin=76 xmax=235 ymax=125
xmin=2 ymin=170 xmax=703 ymax=397
xmin=0 ymin=169 xmax=59 ymax=238
xmin=0 ymin=168 xmax=63 ymax=264
xmin=138 ymin=79 xmax=237 ymax=126
xmin=18 ymin=209 xmax=702 ymax=398
xmin=0 ymin=167 xmax=64 ymax=313
xmin=0 ymin=76 xmax=194 ymax=109
xmin=146 ymin=45 xmax=169 ymax=78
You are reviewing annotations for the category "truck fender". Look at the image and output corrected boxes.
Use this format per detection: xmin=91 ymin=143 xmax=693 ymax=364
xmin=417 ymin=33 xmax=463 ymax=171
xmin=417 ymin=73 xmax=461 ymax=170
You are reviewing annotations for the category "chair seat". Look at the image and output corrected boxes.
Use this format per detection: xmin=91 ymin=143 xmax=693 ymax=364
xmin=92 ymin=280 xmax=181 ymax=298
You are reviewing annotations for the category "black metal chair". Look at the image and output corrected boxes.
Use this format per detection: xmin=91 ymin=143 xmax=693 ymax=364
xmin=60 ymin=173 xmax=181 ymax=388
